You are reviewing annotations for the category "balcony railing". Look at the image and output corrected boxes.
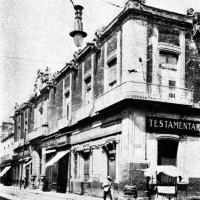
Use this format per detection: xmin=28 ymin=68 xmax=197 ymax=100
xmin=95 ymin=81 xmax=193 ymax=112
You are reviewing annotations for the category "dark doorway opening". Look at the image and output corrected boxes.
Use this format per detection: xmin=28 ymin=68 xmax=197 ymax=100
xmin=57 ymin=153 xmax=69 ymax=193
xmin=108 ymin=158 xmax=116 ymax=181
xmin=157 ymin=139 xmax=179 ymax=186
xmin=158 ymin=139 xmax=178 ymax=166
xmin=46 ymin=153 xmax=58 ymax=191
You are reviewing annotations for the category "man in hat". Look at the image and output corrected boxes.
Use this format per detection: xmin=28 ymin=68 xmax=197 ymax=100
xmin=102 ymin=176 xmax=113 ymax=200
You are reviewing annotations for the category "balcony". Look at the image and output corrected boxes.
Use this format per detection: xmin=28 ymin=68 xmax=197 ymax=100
xmin=158 ymin=42 xmax=181 ymax=55
xmin=95 ymin=81 xmax=193 ymax=112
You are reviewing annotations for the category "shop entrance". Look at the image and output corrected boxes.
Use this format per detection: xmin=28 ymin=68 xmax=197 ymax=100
xmin=46 ymin=153 xmax=58 ymax=191
xmin=158 ymin=139 xmax=178 ymax=166
xmin=157 ymin=139 xmax=179 ymax=190
xmin=57 ymin=153 xmax=69 ymax=193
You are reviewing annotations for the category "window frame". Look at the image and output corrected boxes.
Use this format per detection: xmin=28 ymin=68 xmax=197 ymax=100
xmin=83 ymin=152 xmax=90 ymax=182
xmin=63 ymin=74 xmax=72 ymax=120
xmin=83 ymin=72 xmax=92 ymax=105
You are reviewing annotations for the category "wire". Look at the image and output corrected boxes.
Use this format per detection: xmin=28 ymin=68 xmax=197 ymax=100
xmin=69 ymin=0 xmax=74 ymax=7
xmin=0 ymin=55 xmax=66 ymax=65
xmin=100 ymin=0 xmax=124 ymax=8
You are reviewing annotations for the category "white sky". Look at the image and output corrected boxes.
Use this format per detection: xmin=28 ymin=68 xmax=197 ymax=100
xmin=0 ymin=0 xmax=200 ymax=123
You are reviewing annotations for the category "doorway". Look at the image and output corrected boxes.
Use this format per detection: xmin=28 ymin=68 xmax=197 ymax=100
xmin=158 ymin=139 xmax=178 ymax=166
xmin=57 ymin=153 xmax=69 ymax=193
xmin=108 ymin=158 xmax=116 ymax=181
xmin=157 ymin=139 xmax=179 ymax=185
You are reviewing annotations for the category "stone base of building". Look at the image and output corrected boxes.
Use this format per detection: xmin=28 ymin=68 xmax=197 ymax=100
xmin=69 ymin=163 xmax=200 ymax=200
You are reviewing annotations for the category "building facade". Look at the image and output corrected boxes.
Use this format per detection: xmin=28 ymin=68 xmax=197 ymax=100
xmin=4 ymin=0 xmax=200 ymax=199
xmin=0 ymin=122 xmax=14 ymax=186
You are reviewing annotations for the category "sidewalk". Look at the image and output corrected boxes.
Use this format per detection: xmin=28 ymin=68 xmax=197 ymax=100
xmin=0 ymin=184 xmax=102 ymax=200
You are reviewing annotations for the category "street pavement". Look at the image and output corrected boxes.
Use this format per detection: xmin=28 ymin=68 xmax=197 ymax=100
xmin=0 ymin=184 xmax=102 ymax=200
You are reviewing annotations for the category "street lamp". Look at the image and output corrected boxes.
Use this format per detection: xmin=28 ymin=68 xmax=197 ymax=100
xmin=70 ymin=5 xmax=87 ymax=47
xmin=20 ymin=120 xmax=27 ymax=190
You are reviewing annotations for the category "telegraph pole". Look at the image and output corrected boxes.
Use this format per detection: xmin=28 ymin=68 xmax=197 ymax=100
xmin=20 ymin=121 xmax=27 ymax=190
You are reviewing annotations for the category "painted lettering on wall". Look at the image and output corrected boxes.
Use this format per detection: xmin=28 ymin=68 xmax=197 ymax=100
xmin=146 ymin=117 xmax=200 ymax=135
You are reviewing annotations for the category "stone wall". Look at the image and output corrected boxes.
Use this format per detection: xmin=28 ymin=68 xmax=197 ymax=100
xmin=94 ymin=46 xmax=104 ymax=98
xmin=72 ymin=64 xmax=83 ymax=112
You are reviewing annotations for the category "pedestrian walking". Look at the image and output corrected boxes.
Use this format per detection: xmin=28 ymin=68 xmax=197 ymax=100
xmin=23 ymin=177 xmax=27 ymax=189
xmin=102 ymin=176 xmax=113 ymax=200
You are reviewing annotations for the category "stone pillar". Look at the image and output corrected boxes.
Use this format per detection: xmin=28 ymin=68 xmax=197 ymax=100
xmin=79 ymin=153 xmax=84 ymax=180
xmin=31 ymin=150 xmax=40 ymax=188
xmin=117 ymin=30 xmax=122 ymax=84
xmin=179 ymin=30 xmax=185 ymax=89
xmin=41 ymin=148 xmax=46 ymax=175
xmin=115 ymin=139 xmax=120 ymax=184
xmin=104 ymin=42 xmax=108 ymax=92
xmin=121 ymin=110 xmax=132 ymax=160
xmin=152 ymin=25 xmax=159 ymax=85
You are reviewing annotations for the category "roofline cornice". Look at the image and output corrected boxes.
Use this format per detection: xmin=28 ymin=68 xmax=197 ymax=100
xmin=99 ymin=1 xmax=193 ymax=40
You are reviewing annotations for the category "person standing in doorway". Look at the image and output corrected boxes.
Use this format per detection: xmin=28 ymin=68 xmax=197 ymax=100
xmin=103 ymin=176 xmax=113 ymax=200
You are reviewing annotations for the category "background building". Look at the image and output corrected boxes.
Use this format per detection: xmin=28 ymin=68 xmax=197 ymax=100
xmin=0 ymin=122 xmax=14 ymax=186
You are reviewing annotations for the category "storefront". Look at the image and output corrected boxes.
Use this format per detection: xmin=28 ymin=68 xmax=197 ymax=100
xmin=70 ymin=133 xmax=120 ymax=197
xmin=42 ymin=134 xmax=70 ymax=193
xmin=145 ymin=115 xmax=200 ymax=198
xmin=0 ymin=163 xmax=12 ymax=186
xmin=12 ymin=148 xmax=32 ymax=187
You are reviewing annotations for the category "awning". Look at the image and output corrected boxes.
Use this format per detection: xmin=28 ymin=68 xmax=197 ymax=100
xmin=24 ymin=160 xmax=32 ymax=167
xmin=24 ymin=157 xmax=31 ymax=161
xmin=45 ymin=149 xmax=56 ymax=154
xmin=156 ymin=165 xmax=182 ymax=177
xmin=143 ymin=165 xmax=182 ymax=177
xmin=45 ymin=150 xmax=69 ymax=167
xmin=0 ymin=166 xmax=11 ymax=177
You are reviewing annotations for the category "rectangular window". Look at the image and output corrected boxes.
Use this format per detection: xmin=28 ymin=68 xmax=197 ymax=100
xmin=84 ymin=76 xmax=92 ymax=105
xmin=74 ymin=153 xmax=78 ymax=179
xmin=169 ymin=80 xmax=176 ymax=88
xmin=107 ymin=33 xmax=117 ymax=56
xmin=17 ymin=115 xmax=21 ymax=140
xmin=159 ymin=52 xmax=178 ymax=65
xmin=108 ymin=58 xmax=117 ymax=89
xmin=158 ymin=27 xmax=179 ymax=46
xmin=24 ymin=109 xmax=28 ymax=133
xmin=63 ymin=74 xmax=71 ymax=120
xmin=84 ymin=56 xmax=92 ymax=74
xmin=64 ymin=76 xmax=70 ymax=90
xmin=64 ymin=91 xmax=70 ymax=120
xmin=169 ymin=80 xmax=176 ymax=98
xmin=83 ymin=153 xmax=90 ymax=182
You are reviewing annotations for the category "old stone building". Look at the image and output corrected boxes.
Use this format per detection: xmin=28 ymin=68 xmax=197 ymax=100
xmin=7 ymin=0 xmax=200 ymax=199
